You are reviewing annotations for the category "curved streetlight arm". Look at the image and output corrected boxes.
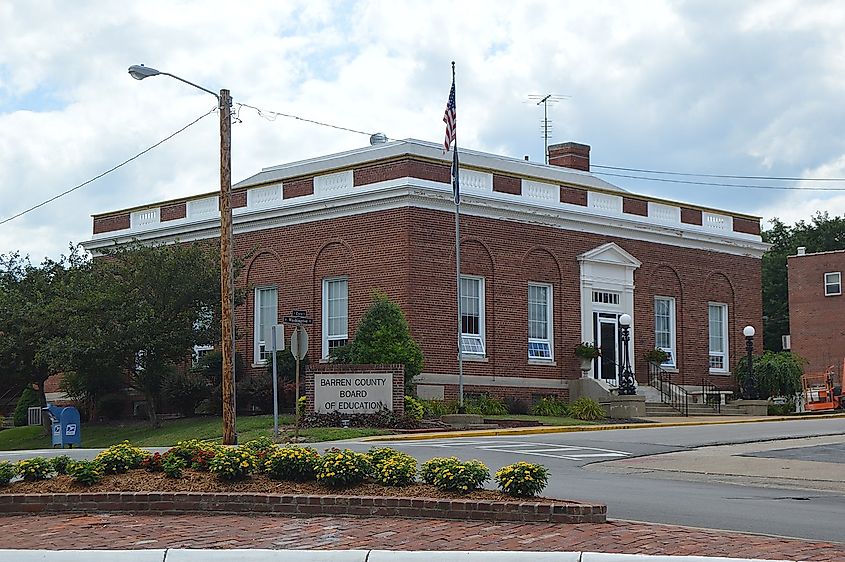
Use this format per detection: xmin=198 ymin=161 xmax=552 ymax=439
xmin=128 ymin=65 xmax=220 ymax=105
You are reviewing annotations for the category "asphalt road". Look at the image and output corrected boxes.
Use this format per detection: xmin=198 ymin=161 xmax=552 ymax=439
xmin=345 ymin=418 xmax=845 ymax=542
xmin=3 ymin=418 xmax=845 ymax=542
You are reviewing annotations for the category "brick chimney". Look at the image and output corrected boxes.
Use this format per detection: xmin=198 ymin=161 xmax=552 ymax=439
xmin=548 ymin=142 xmax=590 ymax=172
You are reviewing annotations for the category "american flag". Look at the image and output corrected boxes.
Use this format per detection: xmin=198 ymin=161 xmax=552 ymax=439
xmin=443 ymin=78 xmax=456 ymax=151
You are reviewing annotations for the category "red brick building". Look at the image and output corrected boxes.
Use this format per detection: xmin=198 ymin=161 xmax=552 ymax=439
xmin=83 ymin=140 xmax=766 ymax=401
xmin=787 ymin=248 xmax=845 ymax=374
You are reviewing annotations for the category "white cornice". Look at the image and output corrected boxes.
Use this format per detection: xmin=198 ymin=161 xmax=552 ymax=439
xmin=82 ymin=179 xmax=768 ymax=258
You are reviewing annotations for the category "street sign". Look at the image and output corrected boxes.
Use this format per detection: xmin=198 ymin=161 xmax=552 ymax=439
xmin=283 ymin=316 xmax=313 ymax=325
xmin=291 ymin=310 xmax=307 ymax=317
xmin=272 ymin=324 xmax=284 ymax=350
xmin=291 ymin=327 xmax=309 ymax=360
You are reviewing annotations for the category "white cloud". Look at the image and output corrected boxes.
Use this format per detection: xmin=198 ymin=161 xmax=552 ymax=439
xmin=3 ymin=0 xmax=845 ymax=259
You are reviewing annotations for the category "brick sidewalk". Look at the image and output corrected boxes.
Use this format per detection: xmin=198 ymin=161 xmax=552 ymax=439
xmin=0 ymin=514 xmax=842 ymax=561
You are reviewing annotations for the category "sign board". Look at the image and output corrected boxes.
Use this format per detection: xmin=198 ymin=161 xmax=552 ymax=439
xmin=271 ymin=324 xmax=284 ymax=351
xmin=291 ymin=327 xmax=309 ymax=360
xmin=314 ymin=373 xmax=393 ymax=414
xmin=291 ymin=310 xmax=307 ymax=317
xmin=283 ymin=316 xmax=313 ymax=325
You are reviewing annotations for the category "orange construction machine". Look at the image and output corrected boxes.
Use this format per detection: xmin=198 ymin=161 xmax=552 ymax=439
xmin=801 ymin=364 xmax=844 ymax=412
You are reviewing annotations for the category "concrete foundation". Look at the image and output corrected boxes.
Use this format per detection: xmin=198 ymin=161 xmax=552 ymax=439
xmin=733 ymin=399 xmax=768 ymax=416
xmin=601 ymin=395 xmax=647 ymax=419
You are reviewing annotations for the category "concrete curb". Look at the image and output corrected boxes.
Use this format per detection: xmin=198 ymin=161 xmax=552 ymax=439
xmin=0 ymin=550 xmax=797 ymax=561
xmin=364 ymin=412 xmax=845 ymax=442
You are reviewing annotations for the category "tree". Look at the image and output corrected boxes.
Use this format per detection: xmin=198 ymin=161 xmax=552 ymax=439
xmin=87 ymin=242 xmax=226 ymax=427
xmin=762 ymin=213 xmax=845 ymax=351
xmin=330 ymin=292 xmax=424 ymax=391
xmin=0 ymin=250 xmax=82 ymax=429
xmin=734 ymin=351 xmax=806 ymax=399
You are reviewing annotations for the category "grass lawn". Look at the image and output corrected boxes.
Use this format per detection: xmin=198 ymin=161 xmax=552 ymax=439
xmin=0 ymin=415 xmax=392 ymax=451
xmin=484 ymin=414 xmax=600 ymax=426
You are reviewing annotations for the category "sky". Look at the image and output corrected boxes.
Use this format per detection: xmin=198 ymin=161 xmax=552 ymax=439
xmin=3 ymin=0 xmax=845 ymax=261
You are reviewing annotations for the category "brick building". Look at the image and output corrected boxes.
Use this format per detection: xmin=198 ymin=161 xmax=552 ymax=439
xmin=787 ymin=247 xmax=845 ymax=374
xmin=82 ymin=139 xmax=767 ymax=401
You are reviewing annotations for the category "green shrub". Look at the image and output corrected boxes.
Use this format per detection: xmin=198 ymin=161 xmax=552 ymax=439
xmin=768 ymin=402 xmax=796 ymax=416
xmin=504 ymin=397 xmax=531 ymax=415
xmin=163 ymin=368 xmax=211 ymax=417
xmin=531 ymin=397 xmax=569 ymax=417
xmin=17 ymin=457 xmax=53 ymax=481
xmin=264 ymin=446 xmax=320 ymax=481
xmin=420 ymin=399 xmax=458 ymax=418
xmin=13 ymin=387 xmax=39 ymax=427
xmin=495 ymin=461 xmax=549 ymax=497
xmin=51 ymin=455 xmax=74 ymax=475
xmin=568 ymin=397 xmax=605 ymax=421
xmin=141 ymin=452 xmax=164 ymax=472
xmin=368 ymin=447 xmax=417 ymax=487
xmin=420 ymin=456 xmax=489 ymax=493
xmin=168 ymin=439 xmax=220 ymax=464
xmin=735 ymin=351 xmax=806 ymax=400
xmin=209 ymin=447 xmax=258 ymax=481
xmin=328 ymin=293 xmax=424 ymax=392
xmin=0 ymin=461 xmax=17 ymax=485
xmin=315 ymin=448 xmax=371 ymax=487
xmin=464 ymin=395 xmax=508 ymax=416
xmin=162 ymin=453 xmax=186 ymax=478
xmin=68 ymin=460 xmax=104 ymax=486
xmin=242 ymin=436 xmax=278 ymax=466
xmin=404 ymin=396 xmax=424 ymax=422
xmin=94 ymin=441 xmax=148 ymax=474
xmin=297 ymin=396 xmax=307 ymax=417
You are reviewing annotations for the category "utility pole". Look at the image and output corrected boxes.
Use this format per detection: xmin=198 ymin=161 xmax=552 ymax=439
xmin=219 ymin=88 xmax=237 ymax=446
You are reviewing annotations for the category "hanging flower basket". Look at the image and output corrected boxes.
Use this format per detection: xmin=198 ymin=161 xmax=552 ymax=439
xmin=574 ymin=342 xmax=601 ymax=361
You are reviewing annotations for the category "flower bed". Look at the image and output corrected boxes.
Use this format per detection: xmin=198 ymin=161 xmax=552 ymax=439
xmin=0 ymin=440 xmax=607 ymax=524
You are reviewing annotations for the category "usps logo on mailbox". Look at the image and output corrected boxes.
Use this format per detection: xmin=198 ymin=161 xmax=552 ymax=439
xmin=65 ymin=424 xmax=77 ymax=437
xmin=53 ymin=425 xmax=61 ymax=436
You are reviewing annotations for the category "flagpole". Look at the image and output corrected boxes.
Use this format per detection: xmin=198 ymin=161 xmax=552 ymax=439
xmin=451 ymin=61 xmax=464 ymax=411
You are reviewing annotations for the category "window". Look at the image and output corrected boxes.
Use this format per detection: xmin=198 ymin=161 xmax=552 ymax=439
xmin=322 ymin=278 xmax=348 ymax=358
xmin=528 ymin=283 xmax=553 ymax=360
xmin=592 ymin=291 xmax=620 ymax=305
xmin=654 ymin=297 xmax=676 ymax=367
xmin=824 ymin=272 xmax=841 ymax=296
xmin=708 ymin=303 xmax=728 ymax=372
xmin=460 ymin=275 xmax=485 ymax=355
xmin=253 ymin=287 xmax=278 ymax=364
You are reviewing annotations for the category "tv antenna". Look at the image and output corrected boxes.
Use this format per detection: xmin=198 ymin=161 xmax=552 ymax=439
xmin=527 ymin=94 xmax=569 ymax=164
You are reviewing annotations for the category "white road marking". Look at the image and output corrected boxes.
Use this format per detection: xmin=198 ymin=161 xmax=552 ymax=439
xmin=384 ymin=439 xmax=631 ymax=461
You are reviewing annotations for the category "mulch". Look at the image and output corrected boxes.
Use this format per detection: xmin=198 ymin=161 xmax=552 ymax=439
xmin=1 ymin=469 xmax=555 ymax=503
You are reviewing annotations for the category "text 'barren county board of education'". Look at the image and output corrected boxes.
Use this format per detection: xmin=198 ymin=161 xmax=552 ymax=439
xmin=314 ymin=373 xmax=393 ymax=414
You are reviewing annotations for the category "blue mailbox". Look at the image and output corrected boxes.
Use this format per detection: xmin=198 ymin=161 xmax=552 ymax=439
xmin=43 ymin=404 xmax=81 ymax=448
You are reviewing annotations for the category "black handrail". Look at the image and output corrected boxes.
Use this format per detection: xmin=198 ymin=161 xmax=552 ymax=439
xmin=701 ymin=378 xmax=721 ymax=413
xmin=648 ymin=362 xmax=689 ymax=416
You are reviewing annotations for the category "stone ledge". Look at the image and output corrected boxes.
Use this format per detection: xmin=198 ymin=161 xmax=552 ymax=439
xmin=0 ymin=492 xmax=606 ymax=524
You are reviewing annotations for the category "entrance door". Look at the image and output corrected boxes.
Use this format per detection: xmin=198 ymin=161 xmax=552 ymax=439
xmin=594 ymin=312 xmax=619 ymax=383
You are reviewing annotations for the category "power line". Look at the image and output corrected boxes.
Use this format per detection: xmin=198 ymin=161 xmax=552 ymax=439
xmin=0 ymin=107 xmax=218 ymax=227
xmin=591 ymin=163 xmax=845 ymax=182
xmin=592 ymin=170 xmax=845 ymax=191
xmin=236 ymin=101 xmax=845 ymax=191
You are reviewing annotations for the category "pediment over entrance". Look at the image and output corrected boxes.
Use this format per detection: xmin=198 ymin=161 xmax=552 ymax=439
xmin=577 ymin=242 xmax=641 ymax=269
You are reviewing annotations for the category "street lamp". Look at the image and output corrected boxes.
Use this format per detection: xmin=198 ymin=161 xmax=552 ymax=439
xmin=617 ymin=313 xmax=637 ymax=396
xmin=129 ymin=64 xmax=237 ymax=445
xmin=743 ymin=325 xmax=756 ymax=400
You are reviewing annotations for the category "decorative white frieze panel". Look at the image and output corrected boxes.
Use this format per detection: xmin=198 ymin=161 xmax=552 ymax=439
xmin=314 ymin=170 xmax=353 ymax=196
xmin=459 ymin=169 xmax=492 ymax=193
xmin=131 ymin=208 xmax=160 ymax=229
xmin=588 ymin=192 xmax=623 ymax=214
xmin=187 ymin=196 xmax=217 ymax=219
xmin=249 ymin=184 xmax=282 ymax=207
xmin=648 ymin=202 xmax=681 ymax=223
xmin=522 ymin=179 xmax=557 ymax=203
xmin=703 ymin=212 xmax=732 ymax=231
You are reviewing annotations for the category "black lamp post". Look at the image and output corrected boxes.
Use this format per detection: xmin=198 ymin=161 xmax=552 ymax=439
xmin=743 ymin=325 xmax=757 ymax=400
xmin=618 ymin=313 xmax=637 ymax=395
